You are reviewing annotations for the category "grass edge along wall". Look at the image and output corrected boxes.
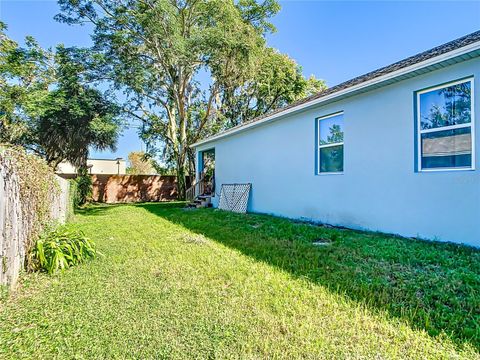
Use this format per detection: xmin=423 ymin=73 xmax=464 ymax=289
xmin=194 ymin=37 xmax=480 ymax=247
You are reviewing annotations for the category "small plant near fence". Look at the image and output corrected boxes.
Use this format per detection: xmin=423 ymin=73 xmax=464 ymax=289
xmin=30 ymin=225 xmax=98 ymax=274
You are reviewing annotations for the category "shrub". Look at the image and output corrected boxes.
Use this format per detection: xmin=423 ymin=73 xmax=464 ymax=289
xmin=74 ymin=167 xmax=92 ymax=207
xmin=30 ymin=224 xmax=97 ymax=274
xmin=67 ymin=178 xmax=78 ymax=218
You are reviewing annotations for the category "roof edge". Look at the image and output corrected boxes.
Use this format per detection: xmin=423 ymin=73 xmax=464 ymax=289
xmin=192 ymin=36 xmax=480 ymax=148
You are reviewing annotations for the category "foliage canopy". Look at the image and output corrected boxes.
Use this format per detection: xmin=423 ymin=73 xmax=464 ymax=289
xmin=56 ymin=0 xmax=325 ymax=196
xmin=126 ymin=151 xmax=157 ymax=175
xmin=0 ymin=24 xmax=122 ymax=169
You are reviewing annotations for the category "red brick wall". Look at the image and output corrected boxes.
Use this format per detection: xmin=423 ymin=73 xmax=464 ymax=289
xmin=91 ymin=175 xmax=179 ymax=203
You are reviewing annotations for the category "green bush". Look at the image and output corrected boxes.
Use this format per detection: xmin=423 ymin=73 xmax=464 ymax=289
xmin=30 ymin=225 xmax=97 ymax=274
xmin=74 ymin=168 xmax=92 ymax=207
xmin=68 ymin=179 xmax=78 ymax=216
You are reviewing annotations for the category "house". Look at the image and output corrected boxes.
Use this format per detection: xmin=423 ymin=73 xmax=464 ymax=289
xmin=56 ymin=158 xmax=126 ymax=176
xmin=192 ymin=31 xmax=480 ymax=247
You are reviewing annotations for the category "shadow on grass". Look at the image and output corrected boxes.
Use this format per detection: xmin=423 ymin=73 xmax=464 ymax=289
xmin=74 ymin=201 xmax=186 ymax=216
xmin=81 ymin=202 xmax=480 ymax=350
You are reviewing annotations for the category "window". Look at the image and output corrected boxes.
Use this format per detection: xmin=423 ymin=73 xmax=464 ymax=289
xmin=417 ymin=79 xmax=474 ymax=171
xmin=317 ymin=113 xmax=344 ymax=174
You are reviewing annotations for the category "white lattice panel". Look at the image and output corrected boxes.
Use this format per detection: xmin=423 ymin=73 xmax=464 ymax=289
xmin=218 ymin=183 xmax=251 ymax=213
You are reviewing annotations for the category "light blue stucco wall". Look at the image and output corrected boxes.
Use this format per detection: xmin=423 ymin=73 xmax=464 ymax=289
xmin=196 ymin=57 xmax=480 ymax=247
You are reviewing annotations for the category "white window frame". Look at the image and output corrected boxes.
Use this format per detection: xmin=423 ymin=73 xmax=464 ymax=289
xmin=416 ymin=78 xmax=475 ymax=172
xmin=317 ymin=111 xmax=344 ymax=175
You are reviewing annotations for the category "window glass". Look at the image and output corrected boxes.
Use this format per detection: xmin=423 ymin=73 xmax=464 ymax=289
xmin=317 ymin=113 xmax=344 ymax=174
xmin=417 ymin=79 xmax=474 ymax=170
xmin=319 ymin=114 xmax=344 ymax=145
xmin=421 ymin=127 xmax=472 ymax=169
xmin=320 ymin=145 xmax=344 ymax=173
xmin=419 ymin=81 xmax=471 ymax=130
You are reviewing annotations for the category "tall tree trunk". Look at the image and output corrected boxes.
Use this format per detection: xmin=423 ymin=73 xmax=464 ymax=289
xmin=176 ymin=154 xmax=187 ymax=200
xmin=177 ymin=92 xmax=188 ymax=200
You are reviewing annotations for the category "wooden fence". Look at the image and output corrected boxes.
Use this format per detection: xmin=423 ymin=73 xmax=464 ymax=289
xmin=0 ymin=149 xmax=71 ymax=289
xmin=91 ymin=175 xmax=183 ymax=203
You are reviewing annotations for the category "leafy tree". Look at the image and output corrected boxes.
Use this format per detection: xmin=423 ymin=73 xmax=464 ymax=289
xmin=0 ymin=22 xmax=53 ymax=144
xmin=218 ymin=47 xmax=326 ymax=128
xmin=32 ymin=46 xmax=121 ymax=169
xmin=126 ymin=151 xmax=156 ymax=175
xmin=151 ymin=161 xmax=175 ymax=176
xmin=0 ymin=25 xmax=121 ymax=170
xmin=56 ymin=0 xmax=325 ymax=198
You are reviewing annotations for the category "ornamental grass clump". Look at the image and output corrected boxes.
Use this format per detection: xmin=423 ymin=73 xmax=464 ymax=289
xmin=30 ymin=225 xmax=97 ymax=274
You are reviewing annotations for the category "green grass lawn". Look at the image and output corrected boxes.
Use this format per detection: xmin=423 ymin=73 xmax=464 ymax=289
xmin=1 ymin=203 xmax=479 ymax=359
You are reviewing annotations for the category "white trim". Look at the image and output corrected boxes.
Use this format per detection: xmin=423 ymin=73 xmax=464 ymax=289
xmin=418 ymin=167 xmax=475 ymax=173
xmin=420 ymin=123 xmax=470 ymax=134
xmin=315 ymin=111 xmax=344 ymax=121
xmin=317 ymin=113 xmax=344 ymax=175
xmin=416 ymin=77 xmax=475 ymax=172
xmin=318 ymin=142 xmax=344 ymax=149
xmin=192 ymin=40 xmax=480 ymax=148
xmin=317 ymin=172 xmax=344 ymax=176
xmin=417 ymin=77 xmax=475 ymax=95
xmin=472 ymin=78 xmax=476 ymax=170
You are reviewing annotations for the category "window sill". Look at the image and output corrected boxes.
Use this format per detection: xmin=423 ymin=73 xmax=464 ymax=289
xmin=418 ymin=167 xmax=475 ymax=173
xmin=316 ymin=172 xmax=344 ymax=176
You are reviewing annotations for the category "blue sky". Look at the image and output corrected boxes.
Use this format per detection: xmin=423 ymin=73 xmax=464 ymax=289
xmin=1 ymin=0 xmax=479 ymax=161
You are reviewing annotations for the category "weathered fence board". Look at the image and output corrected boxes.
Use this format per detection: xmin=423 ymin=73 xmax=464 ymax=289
xmin=0 ymin=158 xmax=24 ymax=287
xmin=0 ymin=150 xmax=70 ymax=289
xmin=51 ymin=176 xmax=70 ymax=223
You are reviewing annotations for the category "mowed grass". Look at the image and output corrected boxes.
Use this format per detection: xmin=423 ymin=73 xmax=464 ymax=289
xmin=0 ymin=203 xmax=479 ymax=359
